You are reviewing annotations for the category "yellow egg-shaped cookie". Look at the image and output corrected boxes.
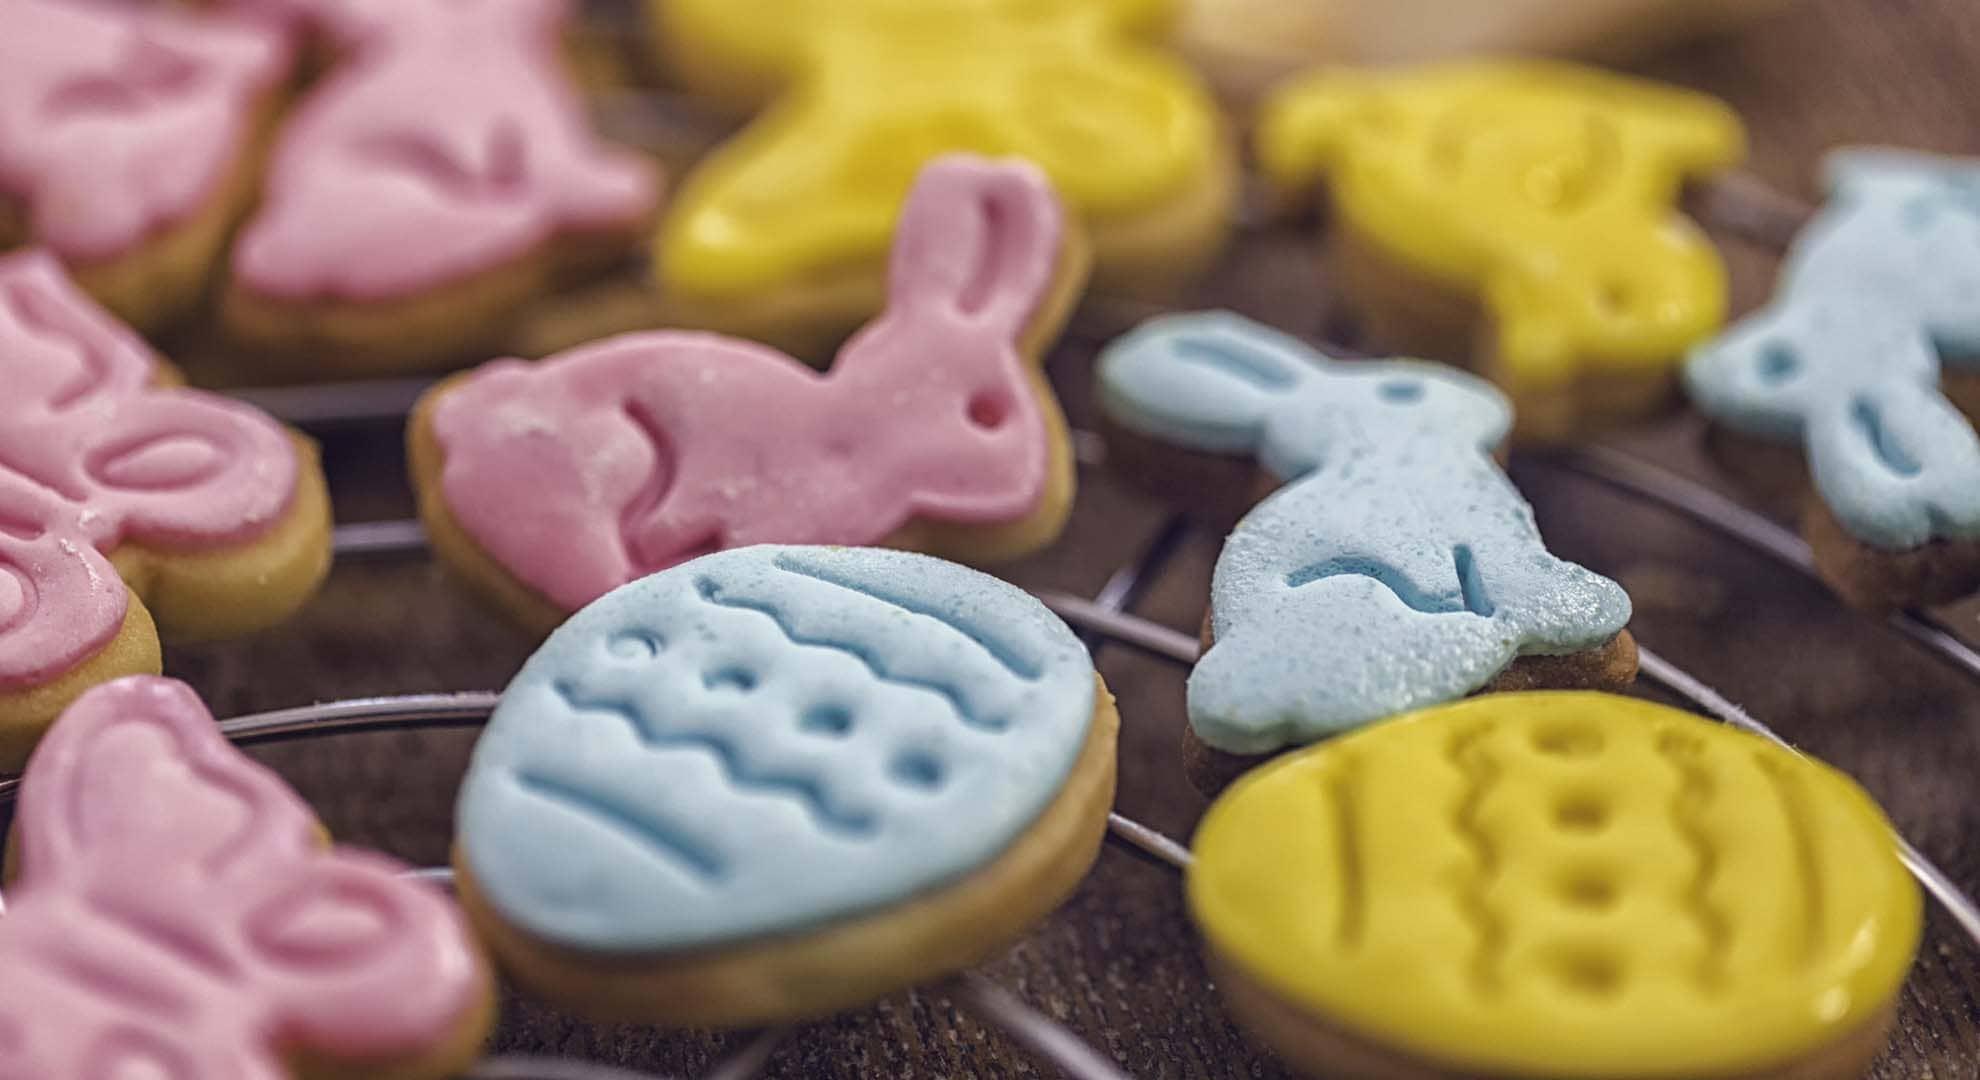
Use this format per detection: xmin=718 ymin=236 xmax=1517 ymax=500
xmin=1188 ymin=691 xmax=1919 ymax=1080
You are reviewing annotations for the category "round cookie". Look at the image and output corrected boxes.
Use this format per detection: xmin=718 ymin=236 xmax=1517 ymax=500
xmin=0 ymin=251 xmax=331 ymax=771
xmin=453 ymin=545 xmax=1119 ymax=1027
xmin=1189 ymin=691 xmax=1921 ymax=1080
xmin=411 ymin=156 xmax=1086 ymax=635
xmin=0 ymin=677 xmax=494 ymax=1079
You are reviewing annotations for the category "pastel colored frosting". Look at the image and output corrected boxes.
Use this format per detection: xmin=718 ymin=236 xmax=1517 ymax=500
xmin=456 ymin=544 xmax=1098 ymax=952
xmin=1258 ymin=60 xmax=1744 ymax=390
xmin=1099 ymin=312 xmax=1631 ymax=754
xmin=655 ymin=0 xmax=1221 ymax=299
xmin=432 ymin=156 xmax=1065 ymax=613
xmin=0 ymin=0 xmax=291 ymax=263
xmin=232 ymin=0 xmax=659 ymax=302
xmin=0 ymin=250 xmax=299 ymax=688
xmin=1189 ymin=691 xmax=1921 ymax=1078
xmin=1686 ymin=149 xmax=1980 ymax=551
xmin=0 ymin=676 xmax=487 ymax=1076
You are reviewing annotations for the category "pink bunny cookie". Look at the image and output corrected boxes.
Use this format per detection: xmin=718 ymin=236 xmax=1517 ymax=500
xmin=0 ymin=0 xmax=293 ymax=331
xmin=410 ymin=155 xmax=1087 ymax=633
xmin=0 ymin=676 xmax=495 ymax=1079
xmin=222 ymin=0 xmax=661 ymax=375
xmin=0 ymin=250 xmax=331 ymax=770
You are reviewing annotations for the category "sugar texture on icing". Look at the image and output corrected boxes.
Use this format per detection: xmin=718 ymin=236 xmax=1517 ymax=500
xmin=456 ymin=545 xmax=1097 ymax=952
xmin=1258 ymin=61 xmax=1742 ymax=389
xmin=232 ymin=0 xmax=658 ymax=302
xmin=657 ymin=0 xmax=1219 ymax=298
xmin=0 ymin=251 xmax=299 ymax=687
xmin=0 ymin=0 xmax=292 ymax=262
xmin=1099 ymin=312 xmax=1631 ymax=754
xmin=0 ymin=676 xmax=486 ymax=1076
xmin=433 ymin=156 xmax=1064 ymax=612
xmin=1686 ymin=149 xmax=1980 ymax=551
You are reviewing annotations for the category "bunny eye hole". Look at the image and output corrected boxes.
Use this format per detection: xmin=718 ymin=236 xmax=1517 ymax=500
xmin=966 ymin=391 xmax=1012 ymax=429
xmin=1758 ymin=341 xmax=1801 ymax=383
xmin=1377 ymin=379 xmax=1425 ymax=404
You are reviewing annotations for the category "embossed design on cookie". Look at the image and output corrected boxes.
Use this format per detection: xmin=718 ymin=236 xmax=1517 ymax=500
xmin=1686 ymin=150 xmax=1980 ymax=551
xmin=232 ymin=0 xmax=658 ymax=302
xmin=456 ymin=545 xmax=1096 ymax=951
xmin=0 ymin=677 xmax=487 ymax=1078
xmin=0 ymin=0 xmax=291 ymax=264
xmin=1257 ymin=61 xmax=1742 ymax=400
xmin=430 ymin=157 xmax=1068 ymax=613
xmin=1099 ymin=312 xmax=1631 ymax=754
xmin=0 ymin=251 xmax=299 ymax=686
xmin=656 ymin=0 xmax=1220 ymax=306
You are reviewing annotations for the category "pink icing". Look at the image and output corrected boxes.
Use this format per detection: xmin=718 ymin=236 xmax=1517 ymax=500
xmin=0 ymin=676 xmax=487 ymax=1077
xmin=0 ymin=0 xmax=291 ymax=263
xmin=0 ymin=250 xmax=301 ymax=688
xmin=432 ymin=156 xmax=1065 ymax=612
xmin=230 ymin=0 xmax=660 ymax=302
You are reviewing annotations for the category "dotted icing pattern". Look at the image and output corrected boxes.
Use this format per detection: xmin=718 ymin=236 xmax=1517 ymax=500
xmin=654 ymin=0 xmax=1222 ymax=300
xmin=1099 ymin=312 xmax=1631 ymax=754
xmin=456 ymin=545 xmax=1097 ymax=952
xmin=0 ymin=251 xmax=300 ymax=688
xmin=430 ymin=156 xmax=1069 ymax=614
xmin=0 ymin=0 xmax=291 ymax=262
xmin=1188 ymin=692 xmax=1921 ymax=1078
xmin=230 ymin=0 xmax=658 ymax=303
xmin=1687 ymin=149 xmax=1980 ymax=551
xmin=1257 ymin=60 xmax=1743 ymax=390
xmin=0 ymin=677 xmax=486 ymax=1078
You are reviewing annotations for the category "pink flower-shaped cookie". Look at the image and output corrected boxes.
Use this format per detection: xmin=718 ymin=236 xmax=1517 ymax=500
xmin=422 ymin=156 xmax=1074 ymax=617
xmin=0 ymin=250 xmax=304 ymax=690
xmin=0 ymin=676 xmax=492 ymax=1078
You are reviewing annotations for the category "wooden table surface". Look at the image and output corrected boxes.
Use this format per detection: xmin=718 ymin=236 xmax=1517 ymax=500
xmin=26 ymin=0 xmax=1980 ymax=1075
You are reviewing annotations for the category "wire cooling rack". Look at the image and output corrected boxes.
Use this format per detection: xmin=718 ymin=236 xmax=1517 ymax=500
xmin=4 ymin=417 xmax=1977 ymax=1080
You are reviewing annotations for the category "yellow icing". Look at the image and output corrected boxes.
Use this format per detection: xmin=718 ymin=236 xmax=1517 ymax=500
xmin=1258 ymin=61 xmax=1745 ymax=389
xmin=653 ymin=0 xmax=1225 ymax=300
xmin=1188 ymin=692 xmax=1920 ymax=1078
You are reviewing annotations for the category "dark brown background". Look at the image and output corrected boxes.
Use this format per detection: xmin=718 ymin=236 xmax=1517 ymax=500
xmin=36 ymin=0 xmax=1980 ymax=1075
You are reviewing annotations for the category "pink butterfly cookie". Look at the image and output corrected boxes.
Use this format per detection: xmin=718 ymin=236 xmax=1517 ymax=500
xmin=411 ymin=155 xmax=1086 ymax=632
xmin=223 ymin=0 xmax=662 ymax=374
xmin=0 ymin=250 xmax=330 ymax=770
xmin=0 ymin=0 xmax=294 ymax=330
xmin=0 ymin=676 xmax=494 ymax=1078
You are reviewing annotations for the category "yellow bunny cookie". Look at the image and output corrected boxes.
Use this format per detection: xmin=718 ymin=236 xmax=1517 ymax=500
xmin=1259 ymin=61 xmax=1744 ymax=441
xmin=1189 ymin=691 xmax=1920 ymax=1080
xmin=650 ymin=0 xmax=1233 ymax=358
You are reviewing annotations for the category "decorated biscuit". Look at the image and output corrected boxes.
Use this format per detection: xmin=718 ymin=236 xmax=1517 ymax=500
xmin=1189 ymin=691 xmax=1920 ymax=1080
xmin=0 ymin=0 xmax=292 ymax=330
xmin=0 ymin=250 xmax=331 ymax=770
xmin=0 ymin=676 xmax=494 ymax=1078
xmin=453 ymin=545 xmax=1119 ymax=1026
xmin=649 ymin=0 xmax=1230 ymax=358
xmin=1100 ymin=312 xmax=1634 ymax=792
xmin=412 ymin=156 xmax=1083 ymax=634
xmin=1687 ymin=150 xmax=1980 ymax=610
xmin=1258 ymin=60 xmax=1744 ymax=441
xmin=221 ymin=0 xmax=661 ymax=374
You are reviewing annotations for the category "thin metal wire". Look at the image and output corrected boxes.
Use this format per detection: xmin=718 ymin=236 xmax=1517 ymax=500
xmin=942 ymin=973 xmax=1134 ymax=1080
xmin=1635 ymin=646 xmax=1980 ymax=949
xmin=1040 ymin=594 xmax=1199 ymax=665
xmin=1551 ymin=446 xmax=1980 ymax=683
xmin=1105 ymin=812 xmax=1192 ymax=871
xmin=333 ymin=519 xmax=433 ymax=559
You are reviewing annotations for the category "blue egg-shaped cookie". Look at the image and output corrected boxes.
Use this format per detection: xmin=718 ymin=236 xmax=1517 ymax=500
xmin=454 ymin=545 xmax=1116 ymax=1025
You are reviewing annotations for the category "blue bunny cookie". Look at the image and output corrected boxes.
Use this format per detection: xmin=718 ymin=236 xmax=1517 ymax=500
xmin=1100 ymin=312 xmax=1635 ymax=792
xmin=1687 ymin=150 xmax=1980 ymax=609
xmin=452 ymin=545 xmax=1118 ymax=1027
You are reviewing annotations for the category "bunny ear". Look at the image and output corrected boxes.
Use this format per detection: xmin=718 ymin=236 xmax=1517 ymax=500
xmin=0 ymin=250 xmax=155 ymax=412
xmin=14 ymin=677 xmax=320 ymax=888
xmin=1098 ymin=311 xmax=1322 ymax=457
xmin=882 ymin=156 xmax=1067 ymax=338
xmin=246 ymin=851 xmax=488 ymax=1067
xmin=1807 ymin=377 xmax=1980 ymax=550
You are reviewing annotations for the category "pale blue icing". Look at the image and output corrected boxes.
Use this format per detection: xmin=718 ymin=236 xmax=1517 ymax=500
xmin=456 ymin=545 xmax=1096 ymax=952
xmin=1685 ymin=148 xmax=1980 ymax=550
xmin=1099 ymin=312 xmax=1632 ymax=755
